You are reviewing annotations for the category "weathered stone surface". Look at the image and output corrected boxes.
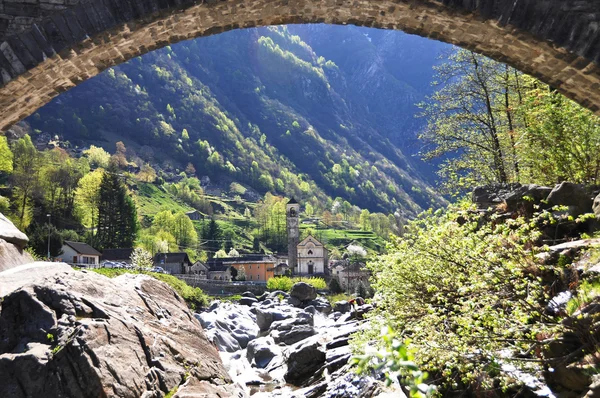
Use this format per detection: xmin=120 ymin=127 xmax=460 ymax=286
xmin=284 ymin=336 xmax=326 ymax=385
xmin=290 ymin=282 xmax=317 ymax=302
xmin=0 ymin=238 xmax=33 ymax=273
xmin=0 ymin=212 xmax=28 ymax=249
xmin=238 ymin=296 xmax=258 ymax=306
xmin=246 ymin=336 xmax=281 ymax=368
xmin=196 ymin=301 xmax=258 ymax=352
xmin=0 ymin=265 xmax=240 ymax=397
xmin=334 ymin=300 xmax=351 ymax=314
xmin=547 ymin=182 xmax=594 ymax=216
xmin=1 ymin=0 xmax=600 ymax=135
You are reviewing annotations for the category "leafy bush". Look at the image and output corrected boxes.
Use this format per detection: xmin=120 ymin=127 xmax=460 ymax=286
xmin=364 ymin=206 xmax=555 ymax=392
xmin=353 ymin=327 xmax=434 ymax=397
xmin=266 ymin=276 xmax=327 ymax=291
xmin=328 ymin=277 xmax=343 ymax=294
xmin=90 ymin=268 xmax=208 ymax=310
xmin=267 ymin=276 xmax=293 ymax=292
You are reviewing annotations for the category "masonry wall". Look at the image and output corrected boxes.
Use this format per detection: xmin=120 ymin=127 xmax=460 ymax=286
xmin=0 ymin=0 xmax=599 ymax=132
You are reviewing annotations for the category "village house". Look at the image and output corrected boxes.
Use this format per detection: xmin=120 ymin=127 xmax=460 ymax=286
xmin=154 ymin=252 xmax=193 ymax=275
xmin=296 ymin=235 xmax=327 ymax=275
xmin=101 ymin=248 xmax=134 ymax=264
xmin=185 ymin=210 xmax=202 ymax=221
xmin=61 ymin=241 xmax=101 ymax=267
xmin=332 ymin=261 xmax=371 ymax=292
xmin=207 ymin=264 xmax=232 ymax=281
xmin=188 ymin=261 xmax=208 ymax=278
xmin=206 ymin=254 xmax=276 ymax=282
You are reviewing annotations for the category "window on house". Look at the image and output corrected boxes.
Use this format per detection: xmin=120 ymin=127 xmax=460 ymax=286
xmin=308 ymin=250 xmax=313 ymax=255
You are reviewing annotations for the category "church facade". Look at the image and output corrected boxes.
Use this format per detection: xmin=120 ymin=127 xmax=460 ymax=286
xmin=297 ymin=235 xmax=328 ymax=275
xmin=286 ymin=199 xmax=328 ymax=275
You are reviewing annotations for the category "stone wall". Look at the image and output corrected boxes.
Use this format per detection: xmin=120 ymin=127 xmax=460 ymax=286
xmin=0 ymin=0 xmax=599 ymax=132
xmin=176 ymin=275 xmax=268 ymax=296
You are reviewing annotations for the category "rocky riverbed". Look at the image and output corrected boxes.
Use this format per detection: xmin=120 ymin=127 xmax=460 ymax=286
xmin=197 ymin=283 xmax=402 ymax=398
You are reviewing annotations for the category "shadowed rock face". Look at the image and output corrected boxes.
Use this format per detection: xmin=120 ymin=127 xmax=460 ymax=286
xmin=0 ymin=266 xmax=245 ymax=398
xmin=0 ymin=212 xmax=32 ymax=272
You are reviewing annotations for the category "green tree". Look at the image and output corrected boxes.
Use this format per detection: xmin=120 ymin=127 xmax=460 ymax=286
xmin=96 ymin=166 xmax=138 ymax=249
xmin=130 ymin=247 xmax=153 ymax=270
xmin=0 ymin=135 xmax=13 ymax=173
xmin=359 ymin=209 xmax=371 ymax=231
xmin=75 ymin=169 xmax=104 ymax=239
xmin=419 ymin=49 xmax=518 ymax=194
xmin=84 ymin=145 xmax=111 ymax=168
xmin=11 ymin=135 xmax=40 ymax=229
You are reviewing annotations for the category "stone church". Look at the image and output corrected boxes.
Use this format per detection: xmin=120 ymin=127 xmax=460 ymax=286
xmin=287 ymin=199 xmax=327 ymax=275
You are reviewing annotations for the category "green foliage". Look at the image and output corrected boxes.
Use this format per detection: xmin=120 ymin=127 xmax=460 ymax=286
xmin=266 ymin=276 xmax=327 ymax=291
xmin=328 ymin=277 xmax=344 ymax=294
xmin=421 ymin=49 xmax=600 ymax=193
xmin=353 ymin=327 xmax=434 ymax=397
xmin=566 ymin=280 xmax=600 ymax=316
xmin=366 ymin=205 xmax=554 ymax=392
xmin=83 ymin=145 xmax=110 ymax=168
xmin=96 ymin=166 xmax=138 ymax=249
xmin=130 ymin=247 xmax=153 ymax=270
xmin=0 ymin=135 xmax=13 ymax=173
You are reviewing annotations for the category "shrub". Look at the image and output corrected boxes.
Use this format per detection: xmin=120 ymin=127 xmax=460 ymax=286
xmin=328 ymin=277 xmax=343 ymax=294
xmin=266 ymin=276 xmax=327 ymax=292
xmin=363 ymin=206 xmax=555 ymax=392
xmin=267 ymin=276 xmax=293 ymax=291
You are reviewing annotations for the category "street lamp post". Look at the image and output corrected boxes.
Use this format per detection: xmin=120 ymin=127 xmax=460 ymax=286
xmin=47 ymin=213 xmax=51 ymax=260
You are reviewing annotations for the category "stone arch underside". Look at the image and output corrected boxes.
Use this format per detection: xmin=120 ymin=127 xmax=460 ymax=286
xmin=0 ymin=0 xmax=599 ymax=132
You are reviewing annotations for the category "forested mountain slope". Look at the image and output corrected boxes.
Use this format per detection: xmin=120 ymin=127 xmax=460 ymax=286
xmin=26 ymin=25 xmax=450 ymax=215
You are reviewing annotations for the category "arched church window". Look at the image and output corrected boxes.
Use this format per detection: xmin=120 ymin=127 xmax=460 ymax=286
xmin=289 ymin=208 xmax=297 ymax=217
xmin=308 ymin=250 xmax=313 ymax=255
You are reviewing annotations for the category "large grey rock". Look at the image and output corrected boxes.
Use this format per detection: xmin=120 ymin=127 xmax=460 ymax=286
xmin=272 ymin=325 xmax=316 ymax=345
xmin=246 ymin=336 xmax=281 ymax=368
xmin=334 ymin=300 xmax=351 ymax=314
xmin=0 ymin=238 xmax=33 ymax=273
xmin=255 ymin=307 xmax=294 ymax=332
xmin=284 ymin=336 xmax=326 ymax=385
xmin=472 ymin=184 xmax=552 ymax=212
xmin=196 ymin=301 xmax=258 ymax=352
xmin=0 ymin=266 xmax=242 ymax=397
xmin=593 ymin=193 xmax=600 ymax=218
xmin=0 ymin=212 xmax=28 ymax=249
xmin=547 ymin=182 xmax=593 ymax=216
xmin=306 ymin=297 xmax=332 ymax=314
xmin=290 ymin=282 xmax=317 ymax=301
xmin=238 ymin=296 xmax=258 ymax=306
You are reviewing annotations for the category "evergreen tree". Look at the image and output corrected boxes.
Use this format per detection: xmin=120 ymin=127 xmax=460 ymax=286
xmin=328 ymin=277 xmax=343 ymax=294
xmin=96 ymin=166 xmax=138 ymax=249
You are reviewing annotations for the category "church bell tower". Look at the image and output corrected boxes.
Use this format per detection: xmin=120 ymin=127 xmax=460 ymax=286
xmin=286 ymin=198 xmax=300 ymax=273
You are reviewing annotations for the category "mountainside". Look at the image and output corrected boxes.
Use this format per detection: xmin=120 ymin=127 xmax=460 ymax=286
xmin=25 ymin=24 xmax=450 ymax=215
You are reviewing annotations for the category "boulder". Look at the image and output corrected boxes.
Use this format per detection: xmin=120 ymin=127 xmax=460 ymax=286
xmin=290 ymin=282 xmax=317 ymax=301
xmin=334 ymin=300 xmax=351 ymax=314
xmin=270 ymin=313 xmax=316 ymax=345
xmin=0 ymin=239 xmax=34 ymax=273
xmin=241 ymin=291 xmax=257 ymax=299
xmin=246 ymin=336 xmax=281 ymax=369
xmin=547 ymin=182 xmax=593 ymax=216
xmin=0 ymin=212 xmax=28 ymax=249
xmin=272 ymin=325 xmax=316 ymax=345
xmin=238 ymin=297 xmax=258 ymax=306
xmin=196 ymin=301 xmax=258 ymax=352
xmin=287 ymin=296 xmax=302 ymax=308
xmin=255 ymin=307 xmax=294 ymax=332
xmin=306 ymin=298 xmax=332 ymax=314
xmin=284 ymin=336 xmax=326 ymax=385
xmin=0 ymin=265 xmax=238 ymax=397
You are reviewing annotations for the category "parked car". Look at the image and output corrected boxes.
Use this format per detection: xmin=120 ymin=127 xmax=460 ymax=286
xmin=101 ymin=261 xmax=119 ymax=269
xmin=150 ymin=266 xmax=167 ymax=274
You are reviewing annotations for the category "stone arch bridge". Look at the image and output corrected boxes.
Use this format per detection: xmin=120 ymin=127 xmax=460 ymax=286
xmin=0 ymin=0 xmax=599 ymax=132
